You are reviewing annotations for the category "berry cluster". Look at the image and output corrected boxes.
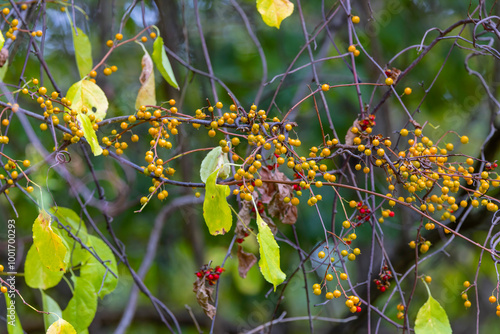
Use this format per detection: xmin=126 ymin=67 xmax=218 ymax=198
xmin=195 ymin=265 xmax=225 ymax=286
xmin=374 ymin=265 xmax=392 ymax=293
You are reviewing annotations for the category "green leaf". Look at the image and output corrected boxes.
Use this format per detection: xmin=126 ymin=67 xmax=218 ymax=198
xmin=3 ymin=291 xmax=23 ymax=334
xmin=77 ymin=113 xmax=102 ymax=156
xmin=50 ymin=207 xmax=90 ymax=266
xmin=62 ymin=277 xmax=97 ymax=333
xmin=46 ymin=318 xmax=77 ymax=334
xmin=0 ymin=30 xmax=4 ymax=50
xmin=135 ymin=49 xmax=156 ymax=109
xmin=256 ymin=211 xmax=285 ymax=291
xmin=202 ymin=169 xmax=232 ymax=235
xmin=41 ymin=291 xmax=63 ymax=331
xmin=0 ymin=59 xmax=8 ymax=82
xmin=152 ymin=36 xmax=179 ymax=89
xmin=415 ymin=283 xmax=452 ymax=334
xmin=32 ymin=210 xmax=68 ymax=272
xmin=200 ymin=146 xmax=230 ymax=183
xmin=80 ymin=235 xmax=118 ymax=299
xmin=257 ymin=0 xmax=294 ymax=29
xmin=66 ymin=79 xmax=108 ymax=122
xmin=25 ymin=244 xmax=64 ymax=289
xmin=71 ymin=26 xmax=92 ymax=79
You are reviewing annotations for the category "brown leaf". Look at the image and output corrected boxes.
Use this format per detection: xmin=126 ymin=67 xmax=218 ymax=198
xmin=259 ymin=169 xmax=297 ymax=225
xmin=0 ymin=49 xmax=8 ymax=67
xmin=135 ymin=51 xmax=156 ymax=109
xmin=139 ymin=52 xmax=154 ymax=85
xmin=345 ymin=119 xmax=360 ymax=146
xmin=409 ymin=119 xmax=422 ymax=129
xmin=235 ymin=201 xmax=253 ymax=239
xmin=193 ymin=278 xmax=216 ymax=319
xmin=261 ymin=210 xmax=278 ymax=233
xmin=237 ymin=246 xmax=257 ymax=278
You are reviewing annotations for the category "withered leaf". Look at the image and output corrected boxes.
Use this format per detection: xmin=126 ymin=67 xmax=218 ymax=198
xmin=193 ymin=278 xmax=216 ymax=319
xmin=345 ymin=119 xmax=360 ymax=146
xmin=237 ymin=245 xmax=258 ymax=278
xmin=0 ymin=48 xmax=8 ymax=67
xmin=258 ymin=168 xmax=297 ymax=225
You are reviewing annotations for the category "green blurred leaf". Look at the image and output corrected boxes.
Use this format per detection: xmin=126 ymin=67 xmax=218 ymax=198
xmin=46 ymin=318 xmax=77 ymax=334
xmin=62 ymin=277 xmax=97 ymax=333
xmin=41 ymin=291 xmax=63 ymax=331
xmin=257 ymin=0 xmax=294 ymax=29
xmin=0 ymin=30 xmax=4 ymax=49
xmin=415 ymin=283 xmax=452 ymax=334
xmin=71 ymin=26 xmax=92 ymax=79
xmin=32 ymin=210 xmax=68 ymax=272
xmin=135 ymin=49 xmax=156 ymax=109
xmin=25 ymin=244 xmax=64 ymax=289
xmin=66 ymin=79 xmax=108 ymax=122
xmin=77 ymin=113 xmax=102 ymax=156
xmin=256 ymin=210 xmax=285 ymax=291
xmin=152 ymin=36 xmax=179 ymax=89
xmin=50 ymin=207 xmax=90 ymax=266
xmin=0 ymin=59 xmax=8 ymax=82
xmin=200 ymin=146 xmax=230 ymax=183
xmin=203 ymin=169 xmax=232 ymax=235
xmin=80 ymin=235 xmax=118 ymax=299
xmin=3 ymin=291 xmax=23 ymax=334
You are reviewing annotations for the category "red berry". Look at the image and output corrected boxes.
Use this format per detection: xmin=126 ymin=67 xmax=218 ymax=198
xmin=196 ymin=272 xmax=203 ymax=278
xmin=236 ymin=238 xmax=244 ymax=243
xmin=380 ymin=286 xmax=386 ymax=292
xmin=389 ymin=211 xmax=395 ymax=217
xmin=357 ymin=306 xmax=362 ymax=312
xmin=208 ymin=274 xmax=214 ymax=280
xmin=213 ymin=274 xmax=220 ymax=280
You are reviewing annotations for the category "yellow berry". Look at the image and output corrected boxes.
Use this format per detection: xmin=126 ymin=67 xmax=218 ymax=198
xmin=321 ymin=84 xmax=330 ymax=91
xmin=115 ymin=33 xmax=123 ymax=40
xmin=404 ymin=87 xmax=412 ymax=95
xmin=351 ymin=15 xmax=360 ymax=24
xmin=385 ymin=77 xmax=393 ymax=85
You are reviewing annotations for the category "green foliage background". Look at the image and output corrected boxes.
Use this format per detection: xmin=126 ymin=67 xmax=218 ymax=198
xmin=0 ymin=0 xmax=500 ymax=333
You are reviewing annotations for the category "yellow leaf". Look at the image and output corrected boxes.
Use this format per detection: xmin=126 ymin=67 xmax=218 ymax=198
xmin=257 ymin=0 xmax=294 ymax=29
xmin=32 ymin=210 xmax=68 ymax=272
xmin=46 ymin=319 xmax=76 ymax=334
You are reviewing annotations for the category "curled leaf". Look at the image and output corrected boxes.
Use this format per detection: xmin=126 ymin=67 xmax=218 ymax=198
xmin=193 ymin=277 xmax=216 ymax=319
xmin=258 ymin=169 xmax=297 ymax=224
xmin=257 ymin=0 xmax=294 ymax=29
xmin=237 ymin=245 xmax=258 ymax=279
xmin=200 ymin=146 xmax=230 ymax=183
xmin=345 ymin=119 xmax=360 ymax=146
xmin=135 ymin=50 xmax=156 ymax=109
xmin=0 ymin=48 xmax=8 ymax=67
